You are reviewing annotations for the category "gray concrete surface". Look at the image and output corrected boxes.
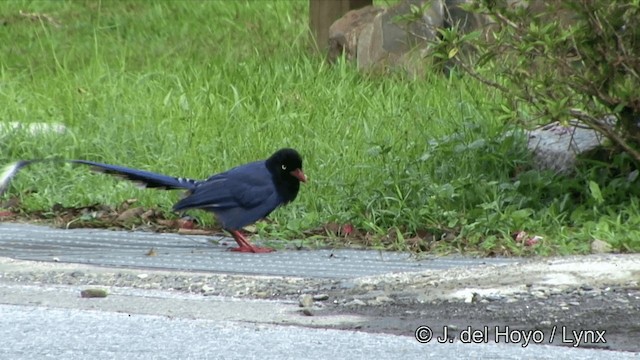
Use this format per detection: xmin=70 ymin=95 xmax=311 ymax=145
xmin=1 ymin=297 xmax=637 ymax=360
xmin=0 ymin=223 xmax=638 ymax=358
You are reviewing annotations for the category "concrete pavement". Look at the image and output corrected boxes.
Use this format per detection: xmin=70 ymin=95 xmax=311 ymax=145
xmin=0 ymin=223 xmax=639 ymax=359
xmin=1 ymin=286 xmax=637 ymax=360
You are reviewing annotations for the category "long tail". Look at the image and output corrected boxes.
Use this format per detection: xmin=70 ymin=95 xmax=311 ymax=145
xmin=0 ymin=159 xmax=200 ymax=196
xmin=0 ymin=160 xmax=39 ymax=196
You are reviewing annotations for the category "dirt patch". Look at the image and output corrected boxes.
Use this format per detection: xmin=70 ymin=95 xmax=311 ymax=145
xmin=317 ymin=285 xmax=640 ymax=352
xmin=307 ymin=254 xmax=640 ymax=352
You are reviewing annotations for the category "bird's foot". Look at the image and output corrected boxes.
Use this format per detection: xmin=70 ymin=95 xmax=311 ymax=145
xmin=229 ymin=229 xmax=275 ymax=253
xmin=230 ymin=245 xmax=275 ymax=253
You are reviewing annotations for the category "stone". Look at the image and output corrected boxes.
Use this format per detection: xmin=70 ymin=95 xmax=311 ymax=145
xmin=298 ymin=294 xmax=314 ymax=308
xmin=368 ymin=295 xmax=395 ymax=306
xmin=524 ymin=118 xmax=611 ymax=174
xmin=484 ymin=294 xmax=504 ymax=302
xmin=0 ymin=122 xmax=67 ymax=137
xmin=313 ymin=293 xmax=330 ymax=301
xmin=80 ymin=288 xmax=108 ymax=298
xmin=328 ymin=6 xmax=384 ymax=63
xmin=253 ymin=291 xmax=269 ymax=299
xmin=301 ymin=308 xmax=314 ymax=316
xmin=356 ymin=0 xmax=443 ymax=73
xmin=327 ymin=0 xmax=497 ymax=74
xmin=70 ymin=271 xmax=85 ymax=278
xmin=591 ymin=239 xmax=613 ymax=254
xmin=345 ymin=299 xmax=367 ymax=307
xmin=327 ymin=0 xmax=582 ymax=78
xmin=116 ymin=207 xmax=145 ymax=222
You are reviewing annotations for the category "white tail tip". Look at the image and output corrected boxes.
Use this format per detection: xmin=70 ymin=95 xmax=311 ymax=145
xmin=0 ymin=162 xmax=23 ymax=196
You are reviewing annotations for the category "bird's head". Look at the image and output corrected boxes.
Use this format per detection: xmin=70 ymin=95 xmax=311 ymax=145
xmin=267 ymin=148 xmax=307 ymax=183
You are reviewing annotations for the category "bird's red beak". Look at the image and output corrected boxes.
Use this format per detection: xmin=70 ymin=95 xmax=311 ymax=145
xmin=290 ymin=168 xmax=307 ymax=183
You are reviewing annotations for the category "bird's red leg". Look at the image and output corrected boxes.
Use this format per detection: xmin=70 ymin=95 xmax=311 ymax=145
xmin=229 ymin=230 xmax=274 ymax=253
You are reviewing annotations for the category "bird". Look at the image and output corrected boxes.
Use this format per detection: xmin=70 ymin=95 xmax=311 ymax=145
xmin=0 ymin=148 xmax=306 ymax=253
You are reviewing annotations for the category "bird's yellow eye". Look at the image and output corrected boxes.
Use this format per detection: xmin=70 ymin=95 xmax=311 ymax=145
xmin=281 ymin=164 xmax=287 ymax=170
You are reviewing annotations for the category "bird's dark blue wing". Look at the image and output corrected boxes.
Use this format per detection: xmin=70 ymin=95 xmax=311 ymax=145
xmin=71 ymin=160 xmax=199 ymax=190
xmin=173 ymin=161 xmax=284 ymax=229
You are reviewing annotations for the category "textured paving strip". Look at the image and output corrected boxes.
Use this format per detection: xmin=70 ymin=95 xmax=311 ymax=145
xmin=0 ymin=223 xmax=516 ymax=278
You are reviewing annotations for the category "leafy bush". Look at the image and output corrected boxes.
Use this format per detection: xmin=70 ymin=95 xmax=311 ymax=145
xmin=437 ymin=0 xmax=640 ymax=160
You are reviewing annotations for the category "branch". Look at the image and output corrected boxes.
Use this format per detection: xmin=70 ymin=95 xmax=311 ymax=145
xmin=492 ymin=11 xmax=519 ymax=31
xmin=451 ymin=56 xmax=512 ymax=94
xmin=569 ymin=109 xmax=640 ymax=162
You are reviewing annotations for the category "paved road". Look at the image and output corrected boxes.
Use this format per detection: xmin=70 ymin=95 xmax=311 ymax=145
xmin=0 ymin=223 xmax=638 ymax=359
xmin=1 ymin=300 xmax=637 ymax=359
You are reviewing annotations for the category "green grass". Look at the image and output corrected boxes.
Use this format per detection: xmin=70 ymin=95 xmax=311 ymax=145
xmin=1 ymin=0 xmax=639 ymax=255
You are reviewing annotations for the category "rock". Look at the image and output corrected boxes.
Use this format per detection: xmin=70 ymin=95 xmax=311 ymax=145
xmin=356 ymin=0 xmax=444 ymax=74
xmin=328 ymin=0 xmax=497 ymax=75
xmin=328 ymin=0 xmax=445 ymax=73
xmin=328 ymin=6 xmax=384 ymax=63
xmin=484 ymin=294 xmax=504 ymax=302
xmin=80 ymin=288 xmax=108 ymax=298
xmin=444 ymin=0 xmax=497 ymax=37
xmin=548 ymin=289 xmax=563 ymax=296
xmin=140 ymin=209 xmax=156 ymax=221
xmin=585 ymin=289 xmax=602 ymax=297
xmin=338 ymin=280 xmax=357 ymax=290
xmin=531 ymin=290 xmax=548 ymax=300
xmin=136 ymin=273 xmax=149 ymax=279
xmin=368 ymin=295 xmax=395 ymax=306
xmin=0 ymin=122 xmax=67 ymax=137
xmin=298 ymin=294 xmax=314 ymax=308
xmin=327 ymin=0 xmax=582 ymax=80
xmin=70 ymin=271 xmax=85 ymax=278
xmin=253 ymin=291 xmax=269 ymax=299
xmin=177 ymin=228 xmax=213 ymax=235
xmin=355 ymin=289 xmax=384 ymax=300
xmin=313 ymin=293 xmax=330 ymax=301
xmin=523 ymin=118 xmax=612 ymax=174
xmin=464 ymin=292 xmax=481 ymax=303
xmin=116 ymin=207 xmax=145 ymax=222
xmin=301 ymin=308 xmax=314 ymax=316
xmin=591 ymin=239 xmax=613 ymax=254
xmin=345 ymin=299 xmax=367 ymax=307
